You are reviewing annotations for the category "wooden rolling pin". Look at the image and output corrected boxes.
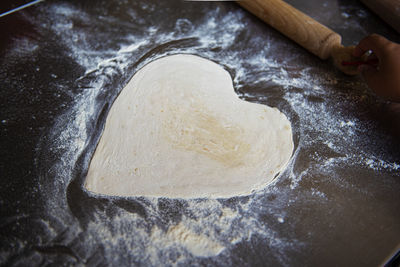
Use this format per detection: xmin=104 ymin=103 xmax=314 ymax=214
xmin=238 ymin=0 xmax=363 ymax=75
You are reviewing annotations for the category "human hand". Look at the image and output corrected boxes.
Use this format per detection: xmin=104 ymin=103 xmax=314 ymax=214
xmin=353 ymin=34 xmax=400 ymax=102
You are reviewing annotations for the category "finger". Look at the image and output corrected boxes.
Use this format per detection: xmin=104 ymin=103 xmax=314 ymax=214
xmin=366 ymin=53 xmax=380 ymax=67
xmin=353 ymin=34 xmax=391 ymax=58
xmin=366 ymin=53 xmax=378 ymax=61
xmin=359 ymin=64 xmax=382 ymax=94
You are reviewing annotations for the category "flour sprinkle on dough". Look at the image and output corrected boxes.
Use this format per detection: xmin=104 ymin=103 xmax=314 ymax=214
xmin=85 ymin=54 xmax=294 ymax=198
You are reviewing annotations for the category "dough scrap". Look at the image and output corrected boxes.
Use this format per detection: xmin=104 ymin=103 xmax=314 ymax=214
xmin=85 ymin=54 xmax=294 ymax=198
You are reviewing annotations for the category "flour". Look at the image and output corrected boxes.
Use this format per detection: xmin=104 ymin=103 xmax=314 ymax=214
xmin=7 ymin=0 xmax=397 ymax=265
xmin=161 ymin=223 xmax=224 ymax=257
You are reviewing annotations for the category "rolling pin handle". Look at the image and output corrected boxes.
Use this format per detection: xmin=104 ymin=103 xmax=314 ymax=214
xmin=238 ymin=0 xmax=343 ymax=60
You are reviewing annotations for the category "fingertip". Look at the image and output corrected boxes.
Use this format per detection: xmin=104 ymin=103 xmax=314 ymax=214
xmin=356 ymin=34 xmax=389 ymax=58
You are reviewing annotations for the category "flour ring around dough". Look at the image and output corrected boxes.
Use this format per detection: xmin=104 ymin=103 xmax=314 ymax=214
xmin=85 ymin=54 xmax=294 ymax=198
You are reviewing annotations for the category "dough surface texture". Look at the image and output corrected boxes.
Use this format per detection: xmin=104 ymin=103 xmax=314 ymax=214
xmin=85 ymin=54 xmax=294 ymax=198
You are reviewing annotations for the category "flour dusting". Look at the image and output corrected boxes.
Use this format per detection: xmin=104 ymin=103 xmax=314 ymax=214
xmin=5 ymin=0 xmax=398 ymax=265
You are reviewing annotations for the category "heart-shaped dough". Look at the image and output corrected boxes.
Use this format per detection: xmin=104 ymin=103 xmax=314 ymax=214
xmin=85 ymin=54 xmax=293 ymax=198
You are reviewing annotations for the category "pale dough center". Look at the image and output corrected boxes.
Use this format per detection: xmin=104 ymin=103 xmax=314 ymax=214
xmin=85 ymin=54 xmax=294 ymax=198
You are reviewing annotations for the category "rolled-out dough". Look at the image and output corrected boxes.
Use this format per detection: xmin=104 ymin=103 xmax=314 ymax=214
xmin=85 ymin=54 xmax=294 ymax=198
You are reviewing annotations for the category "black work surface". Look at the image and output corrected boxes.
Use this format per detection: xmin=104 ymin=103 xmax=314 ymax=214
xmin=1 ymin=0 xmax=399 ymax=266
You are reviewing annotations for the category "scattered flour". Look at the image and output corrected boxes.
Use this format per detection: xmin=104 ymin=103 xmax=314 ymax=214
xmin=5 ymin=0 xmax=397 ymax=265
xmin=159 ymin=223 xmax=224 ymax=257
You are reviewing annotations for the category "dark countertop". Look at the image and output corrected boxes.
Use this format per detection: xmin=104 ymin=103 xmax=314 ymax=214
xmin=1 ymin=0 xmax=399 ymax=266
